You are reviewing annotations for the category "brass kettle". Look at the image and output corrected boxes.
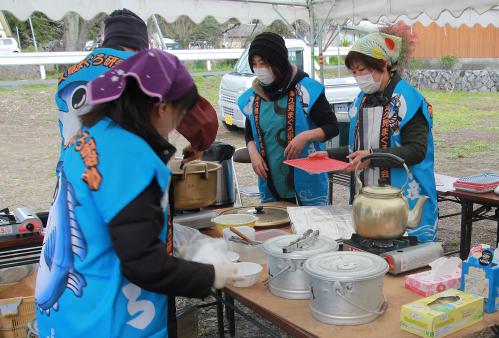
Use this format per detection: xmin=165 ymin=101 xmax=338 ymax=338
xmin=352 ymin=153 xmax=428 ymax=239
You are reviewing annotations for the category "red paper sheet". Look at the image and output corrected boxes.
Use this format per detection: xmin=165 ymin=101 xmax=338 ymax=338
xmin=283 ymin=157 xmax=348 ymax=174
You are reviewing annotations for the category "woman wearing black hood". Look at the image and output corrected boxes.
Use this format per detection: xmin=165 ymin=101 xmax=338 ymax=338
xmin=238 ymin=32 xmax=339 ymax=206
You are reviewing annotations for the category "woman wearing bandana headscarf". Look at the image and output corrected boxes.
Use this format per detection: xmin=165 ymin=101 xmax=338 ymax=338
xmin=35 ymin=50 xmax=240 ymax=337
xmin=238 ymin=32 xmax=339 ymax=206
xmin=311 ymin=32 xmax=438 ymax=242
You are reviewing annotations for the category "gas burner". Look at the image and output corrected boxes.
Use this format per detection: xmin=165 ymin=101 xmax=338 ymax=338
xmin=365 ymin=239 xmax=396 ymax=249
xmin=343 ymin=234 xmax=419 ymax=255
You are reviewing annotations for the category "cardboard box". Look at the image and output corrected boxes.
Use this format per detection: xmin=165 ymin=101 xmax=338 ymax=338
xmin=405 ymin=270 xmax=461 ymax=297
xmin=461 ymin=257 xmax=499 ymax=313
xmin=400 ymin=289 xmax=484 ymax=338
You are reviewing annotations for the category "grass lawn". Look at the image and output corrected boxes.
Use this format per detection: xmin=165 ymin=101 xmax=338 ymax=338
xmin=421 ymin=90 xmax=499 ymax=175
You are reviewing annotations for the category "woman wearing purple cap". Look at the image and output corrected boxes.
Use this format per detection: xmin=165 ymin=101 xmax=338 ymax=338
xmin=35 ymin=49 xmax=239 ymax=337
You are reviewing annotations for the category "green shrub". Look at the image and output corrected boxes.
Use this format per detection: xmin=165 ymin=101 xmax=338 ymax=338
xmin=339 ymin=39 xmax=351 ymax=47
xmin=408 ymin=58 xmax=429 ymax=70
xmin=440 ymin=55 xmax=459 ymax=70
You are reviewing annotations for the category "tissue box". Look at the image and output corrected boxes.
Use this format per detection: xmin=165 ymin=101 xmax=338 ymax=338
xmin=400 ymin=290 xmax=484 ymax=338
xmin=461 ymin=256 xmax=499 ymax=313
xmin=405 ymin=269 xmax=461 ymax=297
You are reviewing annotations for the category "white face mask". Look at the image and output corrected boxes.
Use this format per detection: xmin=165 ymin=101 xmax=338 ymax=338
xmin=253 ymin=67 xmax=275 ymax=85
xmin=354 ymin=73 xmax=381 ymax=94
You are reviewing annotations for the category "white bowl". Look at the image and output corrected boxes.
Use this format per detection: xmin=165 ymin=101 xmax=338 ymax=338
xmin=233 ymin=262 xmax=263 ymax=288
xmin=226 ymin=251 xmax=240 ymax=262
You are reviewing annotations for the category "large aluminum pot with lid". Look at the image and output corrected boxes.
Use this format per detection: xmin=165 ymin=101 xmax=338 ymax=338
xmin=304 ymin=251 xmax=389 ymax=325
xmin=352 ymin=153 xmax=428 ymax=239
xmin=262 ymin=231 xmax=338 ymax=299
xmin=170 ymin=160 xmax=221 ymax=210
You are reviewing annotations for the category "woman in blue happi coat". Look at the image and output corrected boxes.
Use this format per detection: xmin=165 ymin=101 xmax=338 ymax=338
xmin=35 ymin=50 xmax=239 ymax=338
xmin=311 ymin=32 xmax=438 ymax=242
xmin=239 ymin=32 xmax=339 ymax=206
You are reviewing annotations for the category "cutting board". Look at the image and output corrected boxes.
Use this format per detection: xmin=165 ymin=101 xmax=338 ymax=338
xmin=283 ymin=157 xmax=348 ymax=174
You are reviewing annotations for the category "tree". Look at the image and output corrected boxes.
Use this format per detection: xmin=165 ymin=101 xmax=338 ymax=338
xmin=160 ymin=15 xmax=197 ymax=49
xmin=63 ymin=12 xmax=106 ymax=51
xmin=266 ymin=20 xmax=291 ymax=37
xmin=4 ymin=10 xmax=63 ymax=50
xmin=192 ymin=16 xmax=223 ymax=48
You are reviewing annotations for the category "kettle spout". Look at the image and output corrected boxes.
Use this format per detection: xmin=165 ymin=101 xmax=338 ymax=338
xmin=406 ymin=195 xmax=429 ymax=228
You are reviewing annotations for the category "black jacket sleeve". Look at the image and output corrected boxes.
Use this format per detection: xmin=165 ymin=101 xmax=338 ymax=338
xmin=244 ymin=118 xmax=254 ymax=145
xmin=109 ymin=179 xmax=215 ymax=299
xmin=309 ymin=93 xmax=339 ymax=141
xmin=370 ymin=109 xmax=429 ymax=168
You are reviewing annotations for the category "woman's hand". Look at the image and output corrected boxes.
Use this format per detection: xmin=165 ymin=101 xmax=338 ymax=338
xmin=181 ymin=144 xmax=202 ymax=165
xmin=308 ymin=151 xmax=328 ymax=158
xmin=341 ymin=150 xmax=371 ymax=172
xmin=249 ymin=151 xmax=269 ymax=179
xmin=284 ymin=132 xmax=309 ymax=160
xmin=213 ymin=263 xmax=243 ymax=289
xmin=247 ymin=142 xmax=268 ymax=179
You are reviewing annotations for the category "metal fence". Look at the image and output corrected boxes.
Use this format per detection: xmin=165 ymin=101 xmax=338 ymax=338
xmin=0 ymin=47 xmax=350 ymax=79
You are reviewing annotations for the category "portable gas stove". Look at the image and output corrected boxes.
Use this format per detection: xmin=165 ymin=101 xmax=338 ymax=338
xmin=343 ymin=234 xmax=443 ymax=274
xmin=0 ymin=207 xmax=43 ymax=237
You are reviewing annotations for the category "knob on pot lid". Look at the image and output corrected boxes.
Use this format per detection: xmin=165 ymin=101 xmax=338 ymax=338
xmin=263 ymin=234 xmax=338 ymax=259
xmin=304 ymin=251 xmax=388 ymax=281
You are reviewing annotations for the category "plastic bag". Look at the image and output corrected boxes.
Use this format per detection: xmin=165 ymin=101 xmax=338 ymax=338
xmin=173 ymin=223 xmax=230 ymax=265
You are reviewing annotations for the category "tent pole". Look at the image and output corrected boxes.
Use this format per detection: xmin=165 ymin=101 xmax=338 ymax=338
xmin=28 ymin=16 xmax=38 ymax=52
xmin=313 ymin=0 xmax=336 ymax=46
xmin=152 ymin=15 xmax=166 ymax=50
xmin=318 ymin=29 xmax=324 ymax=84
xmin=28 ymin=16 xmax=45 ymax=80
xmin=272 ymin=5 xmax=306 ymax=42
xmin=324 ymin=25 xmax=339 ymax=51
xmin=337 ymin=34 xmax=341 ymax=78
xmin=309 ymin=1 xmax=315 ymax=79
xmin=221 ymin=0 xmax=307 ymax=7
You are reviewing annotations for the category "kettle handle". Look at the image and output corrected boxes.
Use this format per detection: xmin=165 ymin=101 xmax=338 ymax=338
xmin=354 ymin=153 xmax=410 ymax=191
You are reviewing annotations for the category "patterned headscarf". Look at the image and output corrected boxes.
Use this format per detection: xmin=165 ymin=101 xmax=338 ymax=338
xmin=349 ymin=32 xmax=402 ymax=68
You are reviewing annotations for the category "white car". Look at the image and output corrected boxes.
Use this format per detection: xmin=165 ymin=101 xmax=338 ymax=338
xmin=0 ymin=38 xmax=20 ymax=53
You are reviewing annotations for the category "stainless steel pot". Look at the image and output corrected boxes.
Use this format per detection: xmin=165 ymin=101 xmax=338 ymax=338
xmin=262 ymin=234 xmax=338 ymax=299
xmin=352 ymin=153 xmax=428 ymax=239
xmin=304 ymin=251 xmax=389 ymax=325
xmin=201 ymin=142 xmax=235 ymax=206
xmin=170 ymin=160 xmax=221 ymax=210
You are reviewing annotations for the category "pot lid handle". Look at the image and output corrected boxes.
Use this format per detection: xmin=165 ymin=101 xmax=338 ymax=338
xmin=282 ymin=229 xmax=319 ymax=253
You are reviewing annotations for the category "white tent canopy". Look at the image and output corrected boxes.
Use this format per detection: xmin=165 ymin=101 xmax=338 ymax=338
xmin=1 ymin=0 xmax=498 ymax=25
xmin=397 ymin=7 xmax=499 ymax=28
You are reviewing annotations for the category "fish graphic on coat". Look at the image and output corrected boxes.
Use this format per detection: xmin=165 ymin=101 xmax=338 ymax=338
xmin=35 ymin=171 xmax=87 ymax=315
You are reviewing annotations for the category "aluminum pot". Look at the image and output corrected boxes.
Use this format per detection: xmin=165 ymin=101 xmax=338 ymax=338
xmin=170 ymin=160 xmax=221 ymax=210
xmin=304 ymin=251 xmax=389 ymax=325
xmin=262 ymin=234 xmax=338 ymax=299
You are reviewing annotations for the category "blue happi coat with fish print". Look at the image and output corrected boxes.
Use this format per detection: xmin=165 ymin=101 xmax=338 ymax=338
xmin=35 ymin=118 xmax=172 ymax=337
xmin=348 ymin=79 xmax=438 ymax=242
